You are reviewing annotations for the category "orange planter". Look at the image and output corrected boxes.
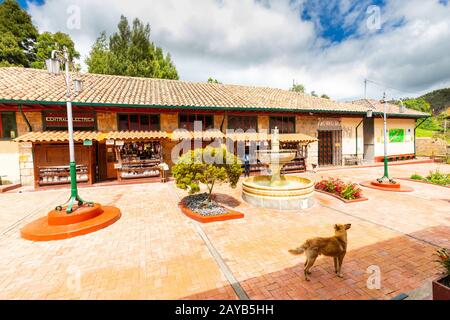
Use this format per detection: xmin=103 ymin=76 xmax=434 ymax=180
xmin=315 ymin=189 xmax=368 ymax=203
xmin=179 ymin=199 xmax=244 ymax=223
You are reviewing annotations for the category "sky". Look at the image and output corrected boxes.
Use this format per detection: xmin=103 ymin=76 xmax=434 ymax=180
xmin=16 ymin=0 xmax=450 ymax=101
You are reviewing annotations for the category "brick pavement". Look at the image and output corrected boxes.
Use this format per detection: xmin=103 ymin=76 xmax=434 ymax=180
xmin=0 ymin=163 xmax=448 ymax=299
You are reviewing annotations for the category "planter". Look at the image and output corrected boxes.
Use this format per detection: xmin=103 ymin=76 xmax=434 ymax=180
xmin=315 ymin=189 xmax=368 ymax=203
xmin=433 ymin=275 xmax=450 ymax=300
xmin=179 ymin=199 xmax=244 ymax=223
xmin=397 ymin=178 xmax=450 ymax=189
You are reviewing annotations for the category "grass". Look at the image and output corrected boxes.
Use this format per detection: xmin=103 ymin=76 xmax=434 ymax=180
xmin=416 ymin=128 xmax=450 ymax=143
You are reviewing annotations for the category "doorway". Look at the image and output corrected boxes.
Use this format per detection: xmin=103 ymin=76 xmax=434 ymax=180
xmin=318 ymin=130 xmax=342 ymax=166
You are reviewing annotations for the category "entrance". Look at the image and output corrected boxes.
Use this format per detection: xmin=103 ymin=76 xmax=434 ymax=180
xmin=318 ymin=130 xmax=342 ymax=166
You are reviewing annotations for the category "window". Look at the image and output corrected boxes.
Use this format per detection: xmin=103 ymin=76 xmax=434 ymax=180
xmin=0 ymin=112 xmax=17 ymax=139
xmin=227 ymin=115 xmax=258 ymax=132
xmin=269 ymin=116 xmax=295 ymax=133
xmin=179 ymin=113 xmax=214 ymax=131
xmin=118 ymin=114 xmax=160 ymax=131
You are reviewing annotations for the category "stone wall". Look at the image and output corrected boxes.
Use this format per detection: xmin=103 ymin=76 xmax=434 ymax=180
xmin=296 ymin=116 xmax=319 ymax=169
xmin=97 ymin=112 xmax=117 ymax=132
xmin=416 ymin=137 xmax=448 ymax=157
xmin=16 ymin=112 xmax=43 ymax=136
xmin=258 ymin=115 xmax=269 ymax=133
xmin=18 ymin=142 xmax=34 ymax=186
xmin=160 ymin=113 xmax=178 ymax=132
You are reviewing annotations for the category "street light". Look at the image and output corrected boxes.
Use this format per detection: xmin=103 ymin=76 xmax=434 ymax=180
xmin=46 ymin=46 xmax=92 ymax=213
xmin=376 ymin=92 xmax=396 ymax=184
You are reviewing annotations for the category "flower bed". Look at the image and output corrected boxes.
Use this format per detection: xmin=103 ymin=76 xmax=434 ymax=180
xmin=315 ymin=178 xmax=368 ymax=203
xmin=179 ymin=193 xmax=244 ymax=223
xmin=407 ymin=170 xmax=450 ymax=188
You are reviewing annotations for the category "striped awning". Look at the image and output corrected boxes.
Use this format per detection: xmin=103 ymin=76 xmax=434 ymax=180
xmin=278 ymin=133 xmax=317 ymax=143
xmin=15 ymin=131 xmax=102 ymax=142
xmin=226 ymin=132 xmax=270 ymax=142
xmin=170 ymin=130 xmax=225 ymax=140
xmin=101 ymin=131 xmax=168 ymax=140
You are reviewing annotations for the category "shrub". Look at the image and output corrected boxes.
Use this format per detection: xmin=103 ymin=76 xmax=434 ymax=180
xmin=426 ymin=170 xmax=450 ymax=186
xmin=410 ymin=173 xmax=424 ymax=180
xmin=172 ymin=146 xmax=243 ymax=203
xmin=315 ymin=178 xmax=363 ymax=200
xmin=436 ymin=248 xmax=450 ymax=276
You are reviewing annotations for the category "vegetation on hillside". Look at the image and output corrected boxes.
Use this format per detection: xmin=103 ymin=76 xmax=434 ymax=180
xmin=420 ymin=88 xmax=450 ymax=115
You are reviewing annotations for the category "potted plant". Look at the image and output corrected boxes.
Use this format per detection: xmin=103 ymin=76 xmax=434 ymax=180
xmin=433 ymin=248 xmax=450 ymax=300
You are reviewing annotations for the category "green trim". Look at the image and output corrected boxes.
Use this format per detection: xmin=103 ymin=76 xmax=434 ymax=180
xmin=0 ymin=99 xmax=428 ymax=119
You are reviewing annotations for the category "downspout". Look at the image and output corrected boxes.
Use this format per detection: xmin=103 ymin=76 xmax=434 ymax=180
xmin=18 ymin=104 xmax=32 ymax=132
xmin=355 ymin=118 xmax=364 ymax=158
xmin=414 ymin=117 xmax=429 ymax=158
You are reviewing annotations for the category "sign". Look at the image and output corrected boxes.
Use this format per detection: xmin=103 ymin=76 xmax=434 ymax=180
xmin=115 ymin=140 xmax=124 ymax=146
xmin=44 ymin=111 xmax=96 ymax=130
xmin=83 ymin=139 xmax=93 ymax=146
xmin=318 ymin=118 xmax=342 ymax=131
xmin=106 ymin=139 xmax=115 ymax=146
xmin=389 ymin=128 xmax=405 ymax=143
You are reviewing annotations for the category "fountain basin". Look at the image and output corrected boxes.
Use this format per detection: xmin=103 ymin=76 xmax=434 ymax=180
xmin=242 ymin=175 xmax=314 ymax=210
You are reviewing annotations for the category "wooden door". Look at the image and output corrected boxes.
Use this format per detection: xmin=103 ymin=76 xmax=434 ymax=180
xmin=318 ymin=131 xmax=333 ymax=166
xmin=106 ymin=146 xmax=117 ymax=179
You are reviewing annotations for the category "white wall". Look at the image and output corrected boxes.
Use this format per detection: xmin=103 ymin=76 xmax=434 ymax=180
xmin=341 ymin=117 xmax=364 ymax=157
xmin=0 ymin=141 xmax=20 ymax=184
xmin=374 ymin=118 xmax=415 ymax=157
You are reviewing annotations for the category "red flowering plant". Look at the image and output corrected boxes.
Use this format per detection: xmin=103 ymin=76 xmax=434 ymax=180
xmin=315 ymin=177 xmax=363 ymax=200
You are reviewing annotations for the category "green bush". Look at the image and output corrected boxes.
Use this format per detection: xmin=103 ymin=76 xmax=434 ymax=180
xmin=172 ymin=146 xmax=243 ymax=203
xmin=426 ymin=170 xmax=450 ymax=186
xmin=410 ymin=173 xmax=424 ymax=180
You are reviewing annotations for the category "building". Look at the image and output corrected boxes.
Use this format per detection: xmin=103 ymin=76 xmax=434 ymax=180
xmin=0 ymin=67 xmax=428 ymax=189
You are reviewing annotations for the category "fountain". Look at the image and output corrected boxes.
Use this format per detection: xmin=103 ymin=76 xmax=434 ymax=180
xmin=242 ymin=128 xmax=314 ymax=210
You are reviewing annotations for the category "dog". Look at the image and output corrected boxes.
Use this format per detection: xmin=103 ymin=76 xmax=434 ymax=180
xmin=289 ymin=224 xmax=351 ymax=281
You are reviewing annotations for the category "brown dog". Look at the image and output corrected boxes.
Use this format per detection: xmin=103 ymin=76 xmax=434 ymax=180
xmin=289 ymin=224 xmax=351 ymax=281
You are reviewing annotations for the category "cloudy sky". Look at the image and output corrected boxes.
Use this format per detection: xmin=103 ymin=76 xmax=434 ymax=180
xmin=18 ymin=0 xmax=450 ymax=101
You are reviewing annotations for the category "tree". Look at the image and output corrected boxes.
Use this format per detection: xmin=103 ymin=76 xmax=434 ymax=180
xmin=31 ymin=32 xmax=80 ymax=69
xmin=207 ymin=77 xmax=221 ymax=84
xmin=310 ymin=90 xmax=318 ymax=97
xmin=86 ymin=15 xmax=179 ymax=79
xmin=172 ymin=147 xmax=243 ymax=203
xmin=0 ymin=0 xmax=38 ymax=67
xmin=403 ymin=98 xmax=431 ymax=113
xmin=290 ymin=83 xmax=305 ymax=93
xmin=321 ymin=94 xmax=330 ymax=99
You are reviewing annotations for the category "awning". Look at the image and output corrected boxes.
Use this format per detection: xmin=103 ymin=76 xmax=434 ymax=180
xmin=278 ymin=133 xmax=317 ymax=143
xmin=101 ymin=131 xmax=168 ymax=141
xmin=226 ymin=132 xmax=270 ymax=142
xmin=170 ymin=130 xmax=225 ymax=140
xmin=15 ymin=131 xmax=103 ymax=142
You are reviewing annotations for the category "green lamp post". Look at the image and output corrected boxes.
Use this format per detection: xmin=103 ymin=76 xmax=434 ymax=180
xmin=46 ymin=46 xmax=92 ymax=213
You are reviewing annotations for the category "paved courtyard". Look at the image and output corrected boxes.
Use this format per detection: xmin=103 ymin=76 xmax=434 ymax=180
xmin=0 ymin=162 xmax=449 ymax=300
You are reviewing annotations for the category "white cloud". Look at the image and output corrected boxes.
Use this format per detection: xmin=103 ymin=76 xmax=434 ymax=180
xmin=27 ymin=0 xmax=450 ymax=101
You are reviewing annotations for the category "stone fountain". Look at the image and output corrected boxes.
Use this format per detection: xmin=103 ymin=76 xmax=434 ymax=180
xmin=242 ymin=128 xmax=314 ymax=210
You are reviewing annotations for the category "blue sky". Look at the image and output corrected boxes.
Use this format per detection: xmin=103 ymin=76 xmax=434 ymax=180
xmin=13 ymin=0 xmax=450 ymax=100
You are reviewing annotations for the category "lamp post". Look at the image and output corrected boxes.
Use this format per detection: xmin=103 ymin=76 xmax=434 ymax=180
xmin=376 ymin=93 xmax=396 ymax=184
xmin=46 ymin=46 xmax=92 ymax=213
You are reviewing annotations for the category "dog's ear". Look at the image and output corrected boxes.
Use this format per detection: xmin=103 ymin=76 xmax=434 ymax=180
xmin=334 ymin=224 xmax=340 ymax=231
xmin=345 ymin=224 xmax=351 ymax=230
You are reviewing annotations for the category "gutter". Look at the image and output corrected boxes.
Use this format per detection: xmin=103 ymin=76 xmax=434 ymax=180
xmin=18 ymin=104 xmax=32 ymax=132
xmin=0 ymin=99 xmax=429 ymax=119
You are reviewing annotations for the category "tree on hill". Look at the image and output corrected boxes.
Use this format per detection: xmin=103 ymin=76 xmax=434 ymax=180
xmin=207 ymin=77 xmax=221 ymax=84
xmin=86 ymin=15 xmax=179 ymax=80
xmin=0 ymin=0 xmax=38 ymax=67
xmin=290 ymin=83 xmax=305 ymax=93
xmin=321 ymin=94 xmax=330 ymax=99
xmin=403 ymin=98 xmax=431 ymax=113
xmin=420 ymin=88 xmax=450 ymax=115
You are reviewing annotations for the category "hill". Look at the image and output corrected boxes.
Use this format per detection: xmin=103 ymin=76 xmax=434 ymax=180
xmin=420 ymin=88 xmax=450 ymax=115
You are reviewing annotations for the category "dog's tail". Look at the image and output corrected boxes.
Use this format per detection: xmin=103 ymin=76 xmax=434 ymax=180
xmin=288 ymin=245 xmax=306 ymax=255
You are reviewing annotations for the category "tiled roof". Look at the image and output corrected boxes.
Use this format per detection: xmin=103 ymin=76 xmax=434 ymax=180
xmin=0 ymin=67 xmax=426 ymax=117
xmin=351 ymin=99 xmax=429 ymax=117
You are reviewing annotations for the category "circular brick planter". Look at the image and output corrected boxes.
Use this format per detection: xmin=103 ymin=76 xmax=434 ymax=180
xmin=315 ymin=189 xmax=368 ymax=203
xmin=179 ymin=198 xmax=244 ymax=223
xmin=359 ymin=180 xmax=414 ymax=192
